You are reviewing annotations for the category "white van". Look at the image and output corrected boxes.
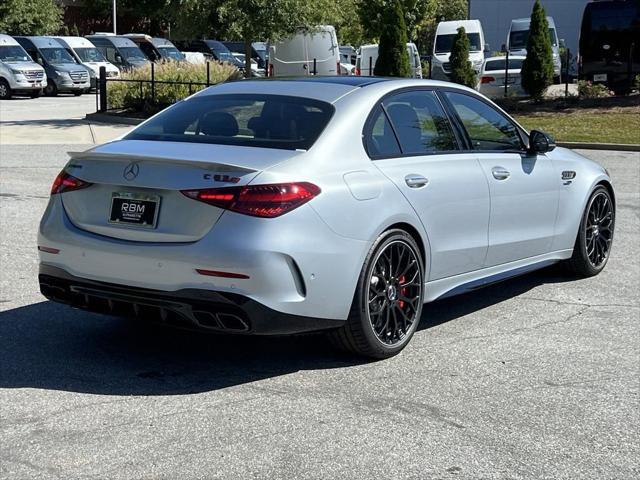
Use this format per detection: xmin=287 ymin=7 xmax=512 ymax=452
xmin=0 ymin=34 xmax=47 ymax=99
xmin=54 ymin=36 xmax=119 ymax=89
xmin=431 ymin=20 xmax=488 ymax=81
xmin=355 ymin=43 xmax=422 ymax=78
xmin=268 ymin=25 xmax=339 ymax=76
xmin=507 ymin=17 xmax=561 ymax=82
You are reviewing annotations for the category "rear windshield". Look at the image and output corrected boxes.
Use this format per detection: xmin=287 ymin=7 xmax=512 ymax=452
xmin=125 ymin=94 xmax=335 ymax=150
xmin=485 ymin=58 xmax=524 ymax=71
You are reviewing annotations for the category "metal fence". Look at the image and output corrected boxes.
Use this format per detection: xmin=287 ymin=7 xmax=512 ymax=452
xmin=95 ymin=62 xmax=216 ymax=113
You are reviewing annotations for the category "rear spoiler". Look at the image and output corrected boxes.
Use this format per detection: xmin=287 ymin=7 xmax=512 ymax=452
xmin=67 ymin=151 xmax=258 ymax=174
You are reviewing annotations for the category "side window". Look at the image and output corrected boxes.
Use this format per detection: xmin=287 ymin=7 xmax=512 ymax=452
xmin=139 ymin=43 xmax=157 ymax=61
xmin=104 ymin=46 xmax=117 ymax=63
xmin=365 ymin=107 xmax=401 ymax=157
xmin=382 ymin=90 xmax=458 ymax=155
xmin=445 ymin=91 xmax=523 ymax=151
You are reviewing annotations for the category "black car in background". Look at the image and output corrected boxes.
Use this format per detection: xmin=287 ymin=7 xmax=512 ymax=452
xmin=222 ymin=41 xmax=267 ymax=69
xmin=579 ymin=0 xmax=640 ymax=94
xmin=176 ymin=39 xmax=245 ymax=70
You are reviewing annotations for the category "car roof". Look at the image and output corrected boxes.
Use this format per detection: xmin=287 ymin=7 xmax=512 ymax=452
xmin=436 ymin=20 xmax=482 ymax=34
xmin=511 ymin=16 xmax=556 ymax=28
xmin=14 ymin=36 xmax=65 ymax=49
xmin=151 ymin=37 xmax=176 ymax=47
xmin=195 ymin=77 xmax=473 ymax=104
xmin=0 ymin=34 xmax=21 ymax=45
xmin=86 ymin=35 xmax=138 ymax=47
xmin=53 ymin=36 xmax=94 ymax=48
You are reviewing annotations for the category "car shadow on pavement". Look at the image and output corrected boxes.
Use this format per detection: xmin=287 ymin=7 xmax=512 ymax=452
xmin=0 ymin=266 xmax=573 ymax=396
xmin=0 ymin=118 xmax=91 ymax=129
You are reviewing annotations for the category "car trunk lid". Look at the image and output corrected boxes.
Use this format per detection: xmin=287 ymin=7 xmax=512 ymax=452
xmin=60 ymin=140 xmax=303 ymax=242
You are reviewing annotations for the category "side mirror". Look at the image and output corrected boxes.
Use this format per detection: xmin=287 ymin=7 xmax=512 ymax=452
xmin=484 ymin=43 xmax=490 ymax=52
xmin=529 ymin=130 xmax=556 ymax=154
xmin=115 ymin=54 xmax=122 ymax=63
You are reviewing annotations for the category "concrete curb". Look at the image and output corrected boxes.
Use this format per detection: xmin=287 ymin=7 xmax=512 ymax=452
xmin=558 ymin=142 xmax=640 ymax=152
xmin=85 ymin=112 xmax=143 ymax=126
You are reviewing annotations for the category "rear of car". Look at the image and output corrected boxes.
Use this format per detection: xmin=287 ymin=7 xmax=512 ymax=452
xmin=38 ymin=86 xmax=362 ymax=333
xmin=0 ymin=34 xmax=47 ymax=99
xmin=477 ymin=56 xmax=526 ymax=98
xmin=268 ymin=26 xmax=340 ymax=77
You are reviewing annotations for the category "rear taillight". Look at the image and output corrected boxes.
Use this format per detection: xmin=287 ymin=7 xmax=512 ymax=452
xmin=50 ymin=170 xmax=92 ymax=195
xmin=480 ymin=76 xmax=495 ymax=84
xmin=268 ymin=64 xmax=274 ymax=77
xmin=181 ymin=182 xmax=321 ymax=218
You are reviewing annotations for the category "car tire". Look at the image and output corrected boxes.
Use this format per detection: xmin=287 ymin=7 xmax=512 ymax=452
xmin=44 ymin=82 xmax=57 ymax=96
xmin=30 ymin=90 xmax=41 ymax=98
xmin=564 ymin=186 xmax=615 ymax=277
xmin=328 ymin=229 xmax=424 ymax=359
xmin=0 ymin=79 xmax=12 ymax=100
xmin=73 ymin=91 xmax=82 ymax=96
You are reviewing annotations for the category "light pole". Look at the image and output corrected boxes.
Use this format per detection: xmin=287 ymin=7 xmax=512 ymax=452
xmin=113 ymin=0 xmax=117 ymax=34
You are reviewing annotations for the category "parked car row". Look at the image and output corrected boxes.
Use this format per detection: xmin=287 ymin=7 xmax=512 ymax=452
xmin=1 ymin=33 xmax=123 ymax=99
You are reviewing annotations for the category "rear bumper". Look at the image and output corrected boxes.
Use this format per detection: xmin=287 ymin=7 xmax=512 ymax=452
xmin=39 ymin=264 xmax=343 ymax=335
xmin=39 ymin=195 xmax=369 ymax=320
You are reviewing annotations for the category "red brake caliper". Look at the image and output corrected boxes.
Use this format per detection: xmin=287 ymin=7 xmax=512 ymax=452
xmin=398 ymin=275 xmax=406 ymax=309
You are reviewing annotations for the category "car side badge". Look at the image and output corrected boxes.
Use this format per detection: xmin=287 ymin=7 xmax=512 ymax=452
xmin=562 ymin=171 xmax=576 ymax=185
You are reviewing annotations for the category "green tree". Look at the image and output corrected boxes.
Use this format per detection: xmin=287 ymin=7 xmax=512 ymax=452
xmin=374 ymin=0 xmax=412 ymax=77
xmin=521 ymin=0 xmax=554 ymax=100
xmin=358 ymin=0 xmax=429 ymax=42
xmin=0 ymin=0 xmax=62 ymax=35
xmin=449 ymin=26 xmax=476 ymax=87
xmin=173 ymin=0 xmax=328 ymax=77
xmin=83 ymin=0 xmax=179 ymax=35
xmin=414 ymin=0 xmax=468 ymax=59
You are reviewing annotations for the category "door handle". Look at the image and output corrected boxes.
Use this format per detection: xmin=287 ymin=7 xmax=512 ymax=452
xmin=405 ymin=174 xmax=429 ymax=188
xmin=491 ymin=167 xmax=511 ymax=180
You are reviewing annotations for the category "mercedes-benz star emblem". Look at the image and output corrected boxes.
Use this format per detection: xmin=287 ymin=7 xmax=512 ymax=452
xmin=123 ymin=162 xmax=139 ymax=181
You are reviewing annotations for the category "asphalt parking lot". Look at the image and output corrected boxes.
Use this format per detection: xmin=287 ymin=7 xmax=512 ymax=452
xmin=0 ymin=100 xmax=639 ymax=478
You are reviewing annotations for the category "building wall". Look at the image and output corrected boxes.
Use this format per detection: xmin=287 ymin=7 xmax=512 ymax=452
xmin=469 ymin=0 xmax=590 ymax=55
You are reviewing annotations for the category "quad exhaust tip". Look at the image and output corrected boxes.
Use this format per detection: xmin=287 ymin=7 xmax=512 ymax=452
xmin=192 ymin=310 xmax=250 ymax=332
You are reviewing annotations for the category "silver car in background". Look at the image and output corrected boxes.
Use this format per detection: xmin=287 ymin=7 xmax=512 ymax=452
xmin=477 ymin=55 xmax=527 ymax=98
xmin=38 ymin=77 xmax=615 ymax=358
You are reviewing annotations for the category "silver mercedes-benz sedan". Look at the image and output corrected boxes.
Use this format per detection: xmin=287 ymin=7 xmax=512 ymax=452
xmin=38 ymin=77 xmax=615 ymax=358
